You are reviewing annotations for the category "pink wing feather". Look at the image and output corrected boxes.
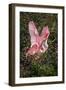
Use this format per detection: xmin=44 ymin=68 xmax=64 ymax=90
xmin=40 ymin=26 xmax=50 ymax=53
xmin=28 ymin=21 xmax=39 ymax=47
xmin=40 ymin=26 xmax=50 ymax=40
xmin=26 ymin=21 xmax=39 ymax=56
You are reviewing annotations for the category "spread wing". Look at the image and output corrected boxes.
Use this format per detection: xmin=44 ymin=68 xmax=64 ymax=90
xmin=28 ymin=21 xmax=39 ymax=47
xmin=40 ymin=26 xmax=50 ymax=53
xmin=40 ymin=26 xmax=50 ymax=41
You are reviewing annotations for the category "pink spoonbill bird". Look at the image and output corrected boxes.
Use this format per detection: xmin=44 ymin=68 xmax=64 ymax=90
xmin=26 ymin=21 xmax=50 ymax=56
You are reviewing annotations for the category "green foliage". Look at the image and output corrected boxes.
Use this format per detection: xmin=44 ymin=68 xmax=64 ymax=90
xmin=20 ymin=12 xmax=58 ymax=77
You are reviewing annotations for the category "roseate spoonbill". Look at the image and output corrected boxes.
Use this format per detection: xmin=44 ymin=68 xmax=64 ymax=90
xmin=26 ymin=21 xmax=50 ymax=56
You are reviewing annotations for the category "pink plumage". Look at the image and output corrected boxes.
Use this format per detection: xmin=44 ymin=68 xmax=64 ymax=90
xmin=26 ymin=21 xmax=50 ymax=56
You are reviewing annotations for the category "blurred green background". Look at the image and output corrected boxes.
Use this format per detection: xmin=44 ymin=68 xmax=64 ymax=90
xmin=20 ymin=12 xmax=58 ymax=77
